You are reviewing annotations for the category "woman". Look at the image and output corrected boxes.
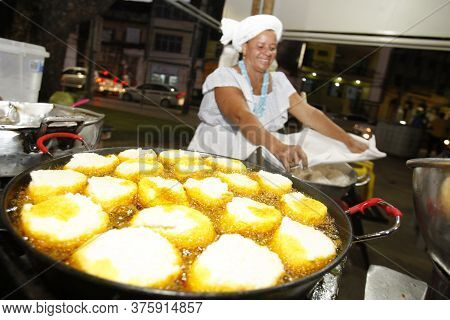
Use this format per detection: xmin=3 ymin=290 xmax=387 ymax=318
xmin=188 ymin=14 xmax=368 ymax=170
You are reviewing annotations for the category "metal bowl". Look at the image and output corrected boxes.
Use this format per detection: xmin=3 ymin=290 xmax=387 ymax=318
xmin=291 ymin=163 xmax=359 ymax=199
xmin=406 ymin=158 xmax=450 ymax=275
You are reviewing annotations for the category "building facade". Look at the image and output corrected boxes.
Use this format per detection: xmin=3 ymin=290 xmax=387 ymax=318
xmin=145 ymin=0 xmax=197 ymax=91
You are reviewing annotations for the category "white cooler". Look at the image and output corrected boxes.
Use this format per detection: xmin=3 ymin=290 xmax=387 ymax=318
xmin=0 ymin=38 xmax=50 ymax=102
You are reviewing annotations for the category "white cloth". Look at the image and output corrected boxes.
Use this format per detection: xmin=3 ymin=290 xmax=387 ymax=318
xmin=262 ymin=129 xmax=386 ymax=171
xmin=218 ymin=45 xmax=239 ymax=68
xmin=220 ymin=15 xmax=283 ymax=52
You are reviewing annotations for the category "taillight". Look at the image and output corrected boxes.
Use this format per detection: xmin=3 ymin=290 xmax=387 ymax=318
xmin=95 ymin=77 xmax=104 ymax=83
xmin=113 ymin=77 xmax=119 ymax=83
xmin=176 ymin=91 xmax=186 ymax=99
xmin=103 ymin=71 xmax=109 ymax=76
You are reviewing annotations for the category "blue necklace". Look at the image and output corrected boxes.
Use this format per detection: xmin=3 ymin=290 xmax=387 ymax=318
xmin=238 ymin=60 xmax=269 ymax=118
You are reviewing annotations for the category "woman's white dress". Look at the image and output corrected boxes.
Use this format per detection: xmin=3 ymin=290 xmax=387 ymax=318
xmin=188 ymin=66 xmax=296 ymax=160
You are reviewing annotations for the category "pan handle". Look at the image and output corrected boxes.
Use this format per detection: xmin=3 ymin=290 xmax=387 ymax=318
xmin=346 ymin=197 xmax=402 ymax=243
xmin=36 ymin=132 xmax=90 ymax=158
xmin=72 ymin=98 xmax=90 ymax=108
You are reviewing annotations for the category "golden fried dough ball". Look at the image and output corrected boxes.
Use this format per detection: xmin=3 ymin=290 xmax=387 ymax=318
xmin=28 ymin=169 xmax=87 ymax=203
xmin=270 ymin=217 xmax=336 ymax=275
xmin=21 ymin=193 xmax=108 ymax=249
xmin=71 ymin=227 xmax=182 ymax=288
xmin=158 ymin=149 xmax=203 ymax=166
xmin=117 ymin=148 xmax=157 ymax=162
xmin=131 ymin=205 xmax=216 ymax=249
xmin=217 ymin=172 xmax=259 ymax=197
xmin=280 ymin=192 xmax=328 ymax=226
xmin=114 ymin=160 xmax=163 ymax=182
xmin=204 ymin=156 xmax=247 ymax=173
xmin=85 ymin=176 xmax=137 ymax=212
xmin=184 ymin=177 xmax=233 ymax=208
xmin=254 ymin=170 xmax=292 ymax=196
xmin=218 ymin=197 xmax=282 ymax=238
xmin=187 ymin=234 xmax=284 ymax=292
xmin=138 ymin=176 xmax=188 ymax=207
xmin=64 ymin=153 xmax=119 ymax=176
xmin=173 ymin=160 xmax=213 ymax=182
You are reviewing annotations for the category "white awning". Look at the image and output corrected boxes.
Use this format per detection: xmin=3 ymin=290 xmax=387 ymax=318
xmin=222 ymin=0 xmax=450 ymax=51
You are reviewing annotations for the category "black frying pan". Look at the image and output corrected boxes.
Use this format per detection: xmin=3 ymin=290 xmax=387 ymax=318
xmin=0 ymin=146 xmax=402 ymax=299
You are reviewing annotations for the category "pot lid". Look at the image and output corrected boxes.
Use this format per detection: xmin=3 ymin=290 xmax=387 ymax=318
xmin=406 ymin=158 xmax=450 ymax=169
xmin=0 ymin=103 xmax=104 ymax=130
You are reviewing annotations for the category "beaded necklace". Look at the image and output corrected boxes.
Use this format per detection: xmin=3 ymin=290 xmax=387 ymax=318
xmin=238 ymin=60 xmax=269 ymax=118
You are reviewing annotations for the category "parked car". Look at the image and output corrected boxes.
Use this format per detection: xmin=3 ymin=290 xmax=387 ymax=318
xmin=120 ymin=83 xmax=185 ymax=107
xmin=60 ymin=67 xmax=87 ymax=89
xmin=95 ymin=71 xmax=126 ymax=95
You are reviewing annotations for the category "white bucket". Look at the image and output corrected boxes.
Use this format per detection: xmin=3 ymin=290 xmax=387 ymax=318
xmin=0 ymin=38 xmax=50 ymax=103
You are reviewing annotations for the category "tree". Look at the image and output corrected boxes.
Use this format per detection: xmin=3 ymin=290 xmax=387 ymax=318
xmin=1 ymin=0 xmax=116 ymax=100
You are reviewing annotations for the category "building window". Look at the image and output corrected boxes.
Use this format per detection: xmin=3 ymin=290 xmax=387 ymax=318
xmin=151 ymin=73 xmax=166 ymax=84
xmin=151 ymin=72 xmax=179 ymax=86
xmin=126 ymin=27 xmax=141 ymax=44
xmin=154 ymin=34 xmax=182 ymax=53
xmin=102 ymin=28 xmax=115 ymax=42
xmin=168 ymin=75 xmax=178 ymax=86
xmin=154 ymin=1 xmax=194 ymax=21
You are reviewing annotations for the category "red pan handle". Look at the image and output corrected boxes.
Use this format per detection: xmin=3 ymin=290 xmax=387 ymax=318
xmin=346 ymin=197 xmax=402 ymax=242
xmin=72 ymin=98 xmax=90 ymax=108
xmin=347 ymin=197 xmax=402 ymax=217
xmin=37 ymin=132 xmax=87 ymax=157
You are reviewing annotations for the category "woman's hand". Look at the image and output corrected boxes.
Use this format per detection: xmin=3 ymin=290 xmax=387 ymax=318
xmin=345 ymin=136 xmax=369 ymax=153
xmin=271 ymin=142 xmax=308 ymax=171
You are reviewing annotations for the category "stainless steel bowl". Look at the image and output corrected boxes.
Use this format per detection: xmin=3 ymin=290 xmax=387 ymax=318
xmin=406 ymin=158 xmax=450 ymax=275
xmin=291 ymin=163 xmax=362 ymax=199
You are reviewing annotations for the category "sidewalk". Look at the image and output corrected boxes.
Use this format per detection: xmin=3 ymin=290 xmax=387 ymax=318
xmin=91 ymin=96 xmax=201 ymax=128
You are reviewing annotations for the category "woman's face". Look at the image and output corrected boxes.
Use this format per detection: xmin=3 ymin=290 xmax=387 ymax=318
xmin=242 ymin=30 xmax=277 ymax=72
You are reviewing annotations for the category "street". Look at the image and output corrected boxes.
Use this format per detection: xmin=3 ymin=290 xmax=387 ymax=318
xmin=91 ymin=96 xmax=200 ymax=128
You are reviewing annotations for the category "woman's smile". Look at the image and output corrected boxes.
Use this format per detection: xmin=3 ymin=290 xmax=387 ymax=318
xmin=243 ymin=30 xmax=277 ymax=73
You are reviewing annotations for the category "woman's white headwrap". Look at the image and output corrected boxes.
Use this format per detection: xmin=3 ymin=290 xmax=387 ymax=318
xmin=220 ymin=14 xmax=283 ymax=52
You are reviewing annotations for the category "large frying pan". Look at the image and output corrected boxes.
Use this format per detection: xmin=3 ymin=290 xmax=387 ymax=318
xmin=0 ymin=143 xmax=402 ymax=299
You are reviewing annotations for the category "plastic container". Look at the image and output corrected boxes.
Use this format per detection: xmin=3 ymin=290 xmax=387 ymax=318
xmin=0 ymin=38 xmax=50 ymax=102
